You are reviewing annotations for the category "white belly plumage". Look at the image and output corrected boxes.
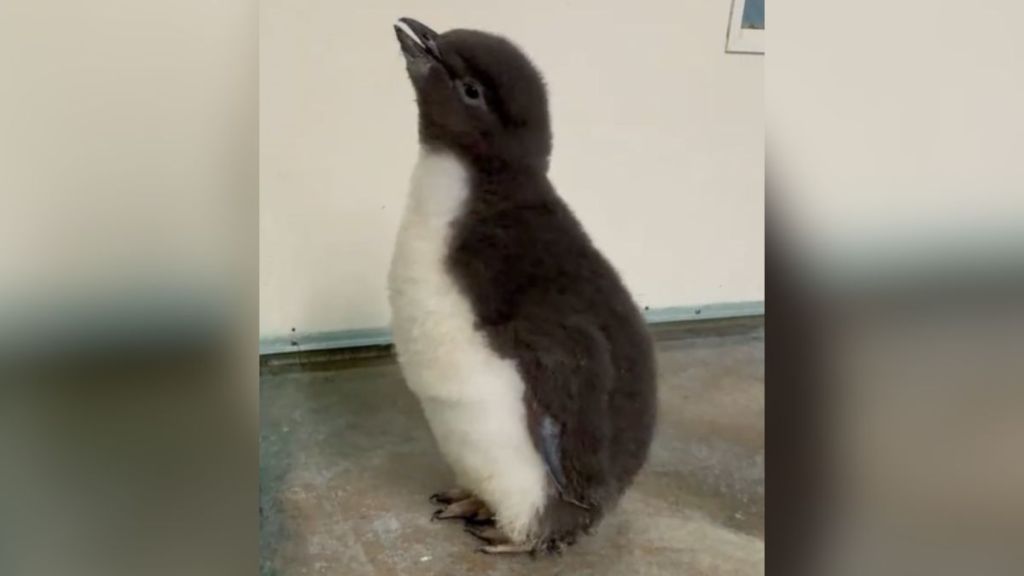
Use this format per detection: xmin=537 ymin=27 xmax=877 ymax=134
xmin=387 ymin=150 xmax=549 ymax=542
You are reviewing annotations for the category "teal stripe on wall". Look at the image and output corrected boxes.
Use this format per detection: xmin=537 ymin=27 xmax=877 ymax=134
xmin=259 ymin=300 xmax=764 ymax=356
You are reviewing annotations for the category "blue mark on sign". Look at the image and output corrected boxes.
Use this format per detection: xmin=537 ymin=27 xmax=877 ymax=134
xmin=742 ymin=0 xmax=765 ymax=30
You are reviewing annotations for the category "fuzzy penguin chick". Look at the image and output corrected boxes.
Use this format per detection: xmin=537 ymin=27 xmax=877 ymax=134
xmin=388 ymin=18 xmax=657 ymax=554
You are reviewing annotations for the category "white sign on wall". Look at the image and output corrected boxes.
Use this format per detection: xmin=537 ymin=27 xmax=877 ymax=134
xmin=727 ymin=0 xmax=765 ymax=54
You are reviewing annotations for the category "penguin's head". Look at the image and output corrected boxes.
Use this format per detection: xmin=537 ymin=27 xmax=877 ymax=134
xmin=394 ymin=18 xmax=551 ymax=170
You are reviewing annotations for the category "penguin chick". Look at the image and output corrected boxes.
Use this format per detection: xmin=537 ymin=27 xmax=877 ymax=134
xmin=388 ymin=18 xmax=657 ymax=554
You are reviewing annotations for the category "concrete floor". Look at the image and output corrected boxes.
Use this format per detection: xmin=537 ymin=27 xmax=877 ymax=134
xmin=261 ymin=318 xmax=764 ymax=576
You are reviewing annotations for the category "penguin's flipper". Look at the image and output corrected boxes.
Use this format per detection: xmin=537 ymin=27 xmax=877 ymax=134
xmin=539 ymin=415 xmax=569 ymax=495
xmin=507 ymin=316 xmax=614 ymax=507
xmin=536 ymin=415 xmax=593 ymax=510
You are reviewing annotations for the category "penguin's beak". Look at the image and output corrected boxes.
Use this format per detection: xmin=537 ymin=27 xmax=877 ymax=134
xmin=394 ymin=17 xmax=441 ymax=65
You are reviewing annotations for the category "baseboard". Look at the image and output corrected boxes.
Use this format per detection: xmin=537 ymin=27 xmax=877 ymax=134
xmin=259 ymin=300 xmax=763 ymax=356
xmin=259 ymin=327 xmax=391 ymax=356
xmin=640 ymin=300 xmax=765 ymax=324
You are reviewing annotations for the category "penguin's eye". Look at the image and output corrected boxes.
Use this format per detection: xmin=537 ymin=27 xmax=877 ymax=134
xmin=457 ymin=79 xmax=483 ymax=106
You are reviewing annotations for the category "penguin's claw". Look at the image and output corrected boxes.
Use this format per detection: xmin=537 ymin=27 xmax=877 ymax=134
xmin=432 ymin=496 xmax=491 ymax=522
xmin=428 ymin=487 xmax=471 ymax=505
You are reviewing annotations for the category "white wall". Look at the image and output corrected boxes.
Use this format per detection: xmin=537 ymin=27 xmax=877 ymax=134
xmin=260 ymin=0 xmax=763 ymax=339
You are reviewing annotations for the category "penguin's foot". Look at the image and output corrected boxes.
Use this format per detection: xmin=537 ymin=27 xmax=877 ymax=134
xmin=431 ymin=495 xmax=493 ymax=522
xmin=428 ymin=487 xmax=471 ymax=505
xmin=466 ymin=525 xmax=549 ymax=555
xmin=464 ymin=506 xmax=496 ymax=525
xmin=477 ymin=543 xmax=537 ymax=555
xmin=464 ymin=523 xmax=509 ymax=545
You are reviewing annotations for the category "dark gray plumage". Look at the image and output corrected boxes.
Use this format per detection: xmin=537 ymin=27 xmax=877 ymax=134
xmin=395 ymin=18 xmax=657 ymax=551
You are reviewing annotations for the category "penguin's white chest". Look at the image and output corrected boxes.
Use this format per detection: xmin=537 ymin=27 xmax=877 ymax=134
xmin=387 ymin=150 xmax=548 ymax=541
